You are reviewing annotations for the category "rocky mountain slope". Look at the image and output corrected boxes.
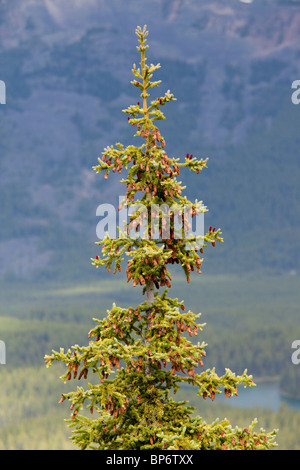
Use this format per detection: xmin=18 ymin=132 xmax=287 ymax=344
xmin=0 ymin=0 xmax=299 ymax=279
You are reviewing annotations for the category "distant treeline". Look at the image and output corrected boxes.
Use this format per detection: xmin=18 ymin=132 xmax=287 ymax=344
xmin=0 ymin=365 xmax=299 ymax=450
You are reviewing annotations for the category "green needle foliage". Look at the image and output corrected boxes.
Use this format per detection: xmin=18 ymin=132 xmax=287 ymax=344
xmin=45 ymin=25 xmax=277 ymax=450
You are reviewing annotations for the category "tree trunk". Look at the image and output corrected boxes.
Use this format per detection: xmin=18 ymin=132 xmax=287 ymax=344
xmin=145 ymin=280 xmax=154 ymax=376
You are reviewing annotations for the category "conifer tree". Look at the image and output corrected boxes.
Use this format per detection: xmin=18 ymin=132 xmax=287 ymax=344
xmin=45 ymin=26 xmax=277 ymax=450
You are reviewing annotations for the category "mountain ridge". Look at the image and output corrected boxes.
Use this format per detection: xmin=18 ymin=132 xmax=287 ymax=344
xmin=0 ymin=0 xmax=299 ymax=280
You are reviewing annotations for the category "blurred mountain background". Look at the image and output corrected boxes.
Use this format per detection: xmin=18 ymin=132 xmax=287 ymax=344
xmin=0 ymin=0 xmax=300 ymax=449
xmin=0 ymin=0 xmax=299 ymax=281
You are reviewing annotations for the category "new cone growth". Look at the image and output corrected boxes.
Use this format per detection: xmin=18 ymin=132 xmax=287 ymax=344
xmin=45 ymin=26 xmax=277 ymax=450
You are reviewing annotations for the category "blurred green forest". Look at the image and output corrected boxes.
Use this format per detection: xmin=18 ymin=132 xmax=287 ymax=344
xmin=1 ymin=364 xmax=300 ymax=450
xmin=1 ymin=271 xmax=300 ymax=449
xmin=0 ymin=0 xmax=299 ymax=450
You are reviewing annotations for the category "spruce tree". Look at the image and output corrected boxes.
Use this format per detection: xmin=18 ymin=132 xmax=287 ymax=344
xmin=45 ymin=25 xmax=277 ymax=450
